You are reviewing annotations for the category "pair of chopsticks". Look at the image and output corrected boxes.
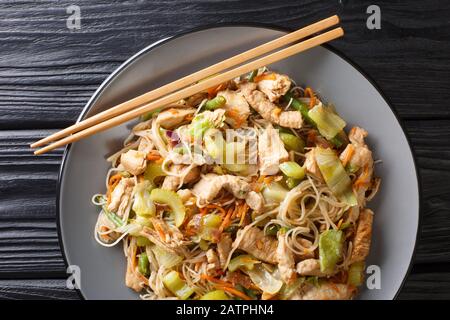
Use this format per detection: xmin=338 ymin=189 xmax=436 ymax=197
xmin=31 ymin=15 xmax=343 ymax=155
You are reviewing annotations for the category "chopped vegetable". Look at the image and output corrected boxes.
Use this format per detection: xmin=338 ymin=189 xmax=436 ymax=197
xmin=283 ymin=92 xmax=313 ymax=124
xmin=102 ymin=205 xmax=123 ymax=227
xmin=247 ymin=69 xmax=258 ymax=82
xmin=246 ymin=264 xmax=283 ymax=295
xmin=200 ymin=290 xmax=230 ymax=300
xmin=138 ymin=252 xmax=150 ymax=277
xmin=279 ymin=277 xmax=304 ymax=299
xmin=279 ymin=132 xmax=305 ymax=153
xmin=144 ymin=163 xmax=166 ymax=185
xmin=265 ymin=224 xmax=280 ymax=236
xmin=319 ymin=229 xmax=345 ymax=274
xmin=136 ymin=236 xmax=151 ymax=247
xmin=308 ymin=104 xmax=346 ymax=140
xmin=200 ymin=214 xmax=222 ymax=241
xmin=150 ymin=188 xmax=186 ymax=227
xmin=163 ymin=270 xmax=194 ymax=300
xmin=205 ymin=96 xmax=226 ymax=110
xmin=348 ymin=261 xmax=365 ymax=286
xmin=132 ymin=181 xmax=155 ymax=217
xmin=141 ymin=107 xmax=162 ymax=121
xmin=285 ymin=177 xmax=300 ymax=189
xmin=228 ymin=255 xmax=260 ymax=272
xmin=151 ymin=245 xmax=183 ymax=269
xmin=262 ymin=182 xmax=288 ymax=203
xmin=279 ymin=161 xmax=305 ymax=180
xmin=314 ymin=147 xmax=357 ymax=206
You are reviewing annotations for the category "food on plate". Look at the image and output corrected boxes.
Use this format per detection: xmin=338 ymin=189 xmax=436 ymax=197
xmin=92 ymin=67 xmax=380 ymax=300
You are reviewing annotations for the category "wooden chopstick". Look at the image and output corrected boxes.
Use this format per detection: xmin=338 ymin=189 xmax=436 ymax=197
xmin=30 ymin=15 xmax=339 ymax=149
xmin=34 ymin=27 xmax=343 ymax=155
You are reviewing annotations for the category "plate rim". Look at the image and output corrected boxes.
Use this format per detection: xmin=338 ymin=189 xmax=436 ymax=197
xmin=56 ymin=22 xmax=422 ymax=300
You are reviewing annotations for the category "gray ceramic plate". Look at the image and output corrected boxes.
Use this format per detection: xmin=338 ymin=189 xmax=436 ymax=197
xmin=57 ymin=25 xmax=420 ymax=300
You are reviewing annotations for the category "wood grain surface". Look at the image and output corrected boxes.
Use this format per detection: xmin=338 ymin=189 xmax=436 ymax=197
xmin=0 ymin=0 xmax=449 ymax=299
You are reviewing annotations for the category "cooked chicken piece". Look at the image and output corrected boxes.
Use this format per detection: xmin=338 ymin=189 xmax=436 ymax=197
xmin=277 ymin=233 xmax=296 ymax=283
xmin=349 ymin=208 xmax=373 ymax=264
xmin=140 ymin=226 xmax=188 ymax=258
xmin=206 ymin=249 xmax=220 ymax=276
xmin=177 ymin=189 xmax=193 ymax=203
xmin=237 ymin=226 xmax=278 ymax=264
xmin=161 ymin=165 xmax=201 ymax=191
xmin=216 ymin=89 xmax=251 ymax=128
xmin=137 ymin=136 xmax=154 ymax=154
xmin=125 ymin=242 xmax=144 ymax=292
xmin=246 ymin=191 xmax=265 ymax=212
xmin=107 ymin=177 xmax=134 ymax=217
xmin=258 ymin=124 xmax=289 ymax=175
xmin=217 ymin=233 xmax=232 ymax=268
xmin=294 ymin=238 xmax=315 ymax=260
xmin=192 ymin=173 xmax=250 ymax=203
xmin=120 ymin=149 xmax=147 ymax=176
xmin=296 ymin=259 xmax=331 ymax=277
xmin=161 ymin=176 xmax=180 ymax=191
xmin=304 ymin=148 xmax=323 ymax=181
xmin=197 ymin=109 xmax=226 ymax=127
xmin=256 ymin=73 xmax=291 ymax=102
xmin=155 ymin=107 xmax=195 ymax=129
xmin=224 ymin=271 xmax=254 ymax=289
xmin=96 ymin=212 xmax=121 ymax=243
xmin=240 ymin=82 xmax=303 ymax=128
xmin=291 ymin=282 xmax=354 ymax=300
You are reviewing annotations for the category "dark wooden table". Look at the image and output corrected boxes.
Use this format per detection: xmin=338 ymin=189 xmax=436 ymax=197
xmin=0 ymin=0 xmax=449 ymax=300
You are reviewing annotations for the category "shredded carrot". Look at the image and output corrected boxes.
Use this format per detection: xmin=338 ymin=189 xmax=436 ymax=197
xmin=153 ymin=223 xmax=166 ymax=241
xmin=304 ymin=87 xmax=316 ymax=109
xmin=200 ymin=274 xmax=231 ymax=287
xmin=146 ymin=150 xmax=161 ymax=161
xmin=354 ymin=165 xmax=371 ymax=189
xmin=184 ymin=114 xmax=194 ymax=122
xmin=239 ymin=203 xmax=249 ymax=226
xmin=200 ymin=207 xmax=208 ymax=216
xmin=226 ymin=108 xmax=245 ymax=128
xmin=219 ymin=207 xmax=234 ymax=232
xmin=207 ymin=83 xmax=225 ymax=98
xmin=272 ymin=107 xmax=282 ymax=118
xmin=216 ymin=285 xmax=252 ymax=300
xmin=254 ymin=73 xmax=276 ymax=83
xmin=106 ymin=173 xmax=122 ymax=204
xmin=337 ymin=218 xmax=344 ymax=229
xmin=263 ymin=176 xmax=275 ymax=185
xmin=206 ymin=204 xmax=226 ymax=217
xmin=341 ymin=144 xmax=355 ymax=167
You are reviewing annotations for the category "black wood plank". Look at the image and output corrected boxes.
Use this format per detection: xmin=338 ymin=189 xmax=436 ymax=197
xmin=0 ymin=0 xmax=449 ymax=129
xmin=0 ymin=279 xmax=78 ymax=300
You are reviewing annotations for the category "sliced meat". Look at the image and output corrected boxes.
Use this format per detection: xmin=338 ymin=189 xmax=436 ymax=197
xmin=296 ymin=259 xmax=331 ymax=277
xmin=246 ymin=191 xmax=265 ymax=212
xmin=304 ymin=148 xmax=323 ymax=181
xmin=349 ymin=208 xmax=373 ymax=264
xmin=120 ymin=149 xmax=147 ymax=176
xmin=177 ymin=189 xmax=193 ymax=203
xmin=156 ymin=107 xmax=195 ymax=129
xmin=192 ymin=173 xmax=250 ymax=203
xmin=256 ymin=73 xmax=291 ymax=102
xmin=216 ymin=89 xmax=251 ymax=128
xmin=107 ymin=177 xmax=134 ymax=217
xmin=258 ymin=124 xmax=289 ymax=175
xmin=206 ymin=249 xmax=220 ymax=276
xmin=195 ymin=109 xmax=226 ymax=127
xmin=224 ymin=271 xmax=254 ymax=289
xmin=277 ymin=233 xmax=296 ymax=283
xmin=295 ymin=282 xmax=354 ymax=300
xmin=162 ymin=165 xmax=201 ymax=191
xmin=217 ymin=233 xmax=232 ymax=268
xmin=137 ymin=137 xmax=154 ymax=154
xmin=237 ymin=226 xmax=278 ymax=264
xmin=240 ymin=82 xmax=302 ymax=128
